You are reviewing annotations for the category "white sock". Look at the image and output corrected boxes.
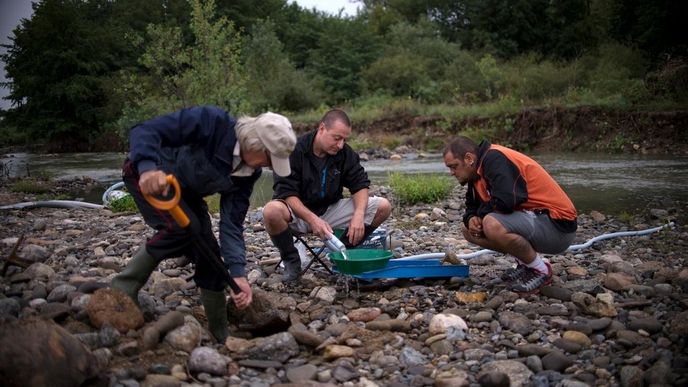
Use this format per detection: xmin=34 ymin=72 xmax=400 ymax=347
xmin=526 ymin=254 xmax=549 ymax=274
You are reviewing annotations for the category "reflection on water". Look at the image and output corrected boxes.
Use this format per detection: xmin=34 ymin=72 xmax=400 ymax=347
xmin=3 ymin=151 xmax=687 ymax=216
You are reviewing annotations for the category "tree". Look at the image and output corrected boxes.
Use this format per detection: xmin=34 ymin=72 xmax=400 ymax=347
xmin=1 ymin=0 xmax=130 ymax=150
xmin=309 ymin=16 xmax=381 ymax=102
xmin=114 ymin=0 xmax=247 ymax=133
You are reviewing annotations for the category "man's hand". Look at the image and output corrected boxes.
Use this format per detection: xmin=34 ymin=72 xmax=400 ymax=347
xmin=309 ymin=217 xmax=333 ymax=240
xmin=139 ymin=170 xmax=169 ymax=196
xmin=346 ymin=212 xmax=365 ymax=245
xmin=229 ymin=277 xmax=252 ymax=309
xmin=468 ymin=216 xmax=484 ymax=238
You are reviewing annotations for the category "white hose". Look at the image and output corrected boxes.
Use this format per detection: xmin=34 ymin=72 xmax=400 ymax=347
xmin=0 ymin=200 xmax=104 ymax=210
xmin=395 ymin=222 xmax=674 ymax=261
xmin=102 ymin=181 xmax=127 ymax=205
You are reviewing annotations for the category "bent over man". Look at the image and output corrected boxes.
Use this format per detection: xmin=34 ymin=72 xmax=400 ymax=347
xmin=262 ymin=109 xmax=392 ymax=283
xmin=444 ymin=136 xmax=577 ymax=294
xmin=112 ymin=105 xmax=296 ymax=342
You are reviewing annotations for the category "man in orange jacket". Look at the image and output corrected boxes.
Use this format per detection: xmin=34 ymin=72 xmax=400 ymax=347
xmin=444 ymin=136 xmax=577 ymax=294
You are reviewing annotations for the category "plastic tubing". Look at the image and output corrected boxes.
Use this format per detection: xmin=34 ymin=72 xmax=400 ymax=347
xmin=0 ymin=200 xmax=104 ymax=210
xmin=395 ymin=222 xmax=674 ymax=261
xmin=102 ymin=181 xmax=126 ymax=205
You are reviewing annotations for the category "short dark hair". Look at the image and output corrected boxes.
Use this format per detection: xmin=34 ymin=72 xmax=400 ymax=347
xmin=444 ymin=136 xmax=477 ymax=159
xmin=320 ymin=108 xmax=351 ymax=129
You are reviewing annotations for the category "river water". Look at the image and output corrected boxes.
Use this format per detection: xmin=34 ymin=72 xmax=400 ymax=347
xmin=3 ymin=151 xmax=687 ymax=216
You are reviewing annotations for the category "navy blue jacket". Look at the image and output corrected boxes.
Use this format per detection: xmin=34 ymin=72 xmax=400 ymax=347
xmin=128 ymin=105 xmax=260 ymax=277
xmin=273 ymin=131 xmax=369 ymax=216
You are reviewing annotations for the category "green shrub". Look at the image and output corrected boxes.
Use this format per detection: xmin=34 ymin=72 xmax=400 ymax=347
xmin=107 ymin=194 xmax=138 ymax=213
xmin=389 ymin=172 xmax=455 ymax=205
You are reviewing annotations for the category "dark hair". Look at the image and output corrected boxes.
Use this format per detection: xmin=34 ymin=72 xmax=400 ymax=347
xmin=320 ymin=108 xmax=351 ymax=129
xmin=444 ymin=136 xmax=477 ymax=158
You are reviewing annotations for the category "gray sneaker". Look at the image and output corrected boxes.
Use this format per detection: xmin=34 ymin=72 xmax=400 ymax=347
xmin=510 ymin=263 xmax=553 ymax=294
xmin=501 ymin=264 xmax=529 ymax=282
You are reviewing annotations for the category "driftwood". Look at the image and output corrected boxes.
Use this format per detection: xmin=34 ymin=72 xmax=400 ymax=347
xmin=1 ymin=234 xmax=33 ymax=276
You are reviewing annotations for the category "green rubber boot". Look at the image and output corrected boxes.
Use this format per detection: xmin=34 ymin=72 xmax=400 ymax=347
xmin=111 ymin=246 xmax=158 ymax=305
xmin=200 ymin=288 xmax=229 ymax=343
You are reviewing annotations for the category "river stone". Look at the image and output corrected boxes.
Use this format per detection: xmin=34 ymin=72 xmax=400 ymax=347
xmin=553 ymin=338 xmax=582 ymax=354
xmin=164 ymin=316 xmax=202 ymax=353
xmin=21 ymin=244 xmax=50 ymax=262
xmin=141 ymin=374 xmax=181 ymax=387
xmin=429 ymin=313 xmax=468 ymax=335
xmin=288 ymin=326 xmax=324 ymax=347
xmin=0 ymin=318 xmax=99 ymax=387
xmin=540 ymin=286 xmax=572 ymax=301
xmin=542 ymin=351 xmax=575 ymax=371
xmin=0 ymin=298 xmax=21 ymax=319
xmin=588 ymin=317 xmax=612 ymax=331
xmin=286 ymin=364 xmax=318 ymax=383
xmin=86 ymin=288 xmax=144 ymax=333
xmin=477 ymin=372 xmax=510 ymax=387
xmin=604 ymin=272 xmax=636 ymax=291
xmin=620 ymin=365 xmax=644 ymax=387
xmin=243 ymin=332 xmax=299 ymax=362
xmin=498 ymin=311 xmax=533 ymax=335
xmin=480 ymin=360 xmax=533 ymax=386
xmin=563 ymin=330 xmax=592 ymax=347
xmin=323 ymin=345 xmax=355 ymax=361
xmin=571 ymin=292 xmax=617 ymax=317
xmin=347 ymin=307 xmax=381 ymax=322
xmin=627 ymin=317 xmax=663 ymax=334
xmin=24 ymin=262 xmax=55 ymax=282
xmin=188 ymin=346 xmax=228 ymax=376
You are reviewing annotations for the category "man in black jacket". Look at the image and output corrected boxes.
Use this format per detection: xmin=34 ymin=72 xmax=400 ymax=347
xmin=262 ymin=109 xmax=392 ymax=282
xmin=112 ymin=105 xmax=296 ymax=342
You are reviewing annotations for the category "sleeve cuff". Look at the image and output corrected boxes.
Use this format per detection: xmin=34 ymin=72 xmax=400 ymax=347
xmin=228 ymin=264 xmax=246 ymax=278
xmin=137 ymin=160 xmax=157 ymax=175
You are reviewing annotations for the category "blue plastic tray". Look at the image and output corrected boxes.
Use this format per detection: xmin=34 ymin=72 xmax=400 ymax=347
xmin=334 ymin=258 xmax=469 ymax=279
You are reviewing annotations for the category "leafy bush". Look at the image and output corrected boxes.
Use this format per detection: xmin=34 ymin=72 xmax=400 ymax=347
xmin=107 ymin=194 xmax=138 ymax=213
xmin=389 ymin=172 xmax=455 ymax=205
xmin=361 ymin=52 xmax=430 ymax=97
xmin=503 ymin=55 xmax=579 ymax=101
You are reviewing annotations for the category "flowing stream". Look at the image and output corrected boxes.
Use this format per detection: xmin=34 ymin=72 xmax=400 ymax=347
xmin=3 ymin=151 xmax=687 ymax=216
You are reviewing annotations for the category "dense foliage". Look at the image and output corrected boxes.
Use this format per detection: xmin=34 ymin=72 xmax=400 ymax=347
xmin=0 ymin=0 xmax=685 ymax=150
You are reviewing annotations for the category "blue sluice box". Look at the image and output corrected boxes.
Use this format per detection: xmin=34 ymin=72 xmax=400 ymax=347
xmin=334 ymin=258 xmax=469 ymax=279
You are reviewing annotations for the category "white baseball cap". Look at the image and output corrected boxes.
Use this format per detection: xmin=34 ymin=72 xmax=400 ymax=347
xmin=254 ymin=112 xmax=297 ymax=176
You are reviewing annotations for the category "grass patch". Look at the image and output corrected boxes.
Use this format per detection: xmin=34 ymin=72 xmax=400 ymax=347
xmin=205 ymin=194 xmax=221 ymax=214
xmin=107 ymin=194 xmax=138 ymax=213
xmin=9 ymin=179 xmax=52 ymax=194
xmin=389 ymin=172 xmax=455 ymax=205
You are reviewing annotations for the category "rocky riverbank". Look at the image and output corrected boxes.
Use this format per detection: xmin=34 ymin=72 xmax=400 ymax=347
xmin=1 ymin=184 xmax=687 ymax=387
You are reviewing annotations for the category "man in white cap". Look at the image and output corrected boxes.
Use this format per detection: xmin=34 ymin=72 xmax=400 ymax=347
xmin=112 ymin=105 xmax=296 ymax=342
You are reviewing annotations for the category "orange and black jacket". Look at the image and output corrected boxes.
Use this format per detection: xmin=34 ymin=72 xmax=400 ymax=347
xmin=464 ymin=140 xmax=577 ymax=233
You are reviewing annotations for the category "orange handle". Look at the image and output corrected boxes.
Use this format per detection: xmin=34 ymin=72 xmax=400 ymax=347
xmin=143 ymin=175 xmax=190 ymax=227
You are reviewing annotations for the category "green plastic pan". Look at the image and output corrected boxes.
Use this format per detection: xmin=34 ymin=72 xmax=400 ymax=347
xmin=328 ymin=249 xmax=393 ymax=275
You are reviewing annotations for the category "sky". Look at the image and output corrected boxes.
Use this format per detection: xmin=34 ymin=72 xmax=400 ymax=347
xmin=0 ymin=0 xmax=360 ymax=111
xmin=1 ymin=0 xmax=34 ymax=110
xmin=290 ymin=0 xmax=360 ymax=16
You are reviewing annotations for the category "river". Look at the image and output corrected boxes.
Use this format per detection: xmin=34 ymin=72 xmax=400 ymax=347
xmin=2 ymin=151 xmax=687 ymax=216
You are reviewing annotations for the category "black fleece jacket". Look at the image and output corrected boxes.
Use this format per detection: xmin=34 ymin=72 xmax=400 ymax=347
xmin=273 ymin=131 xmax=370 ymax=216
